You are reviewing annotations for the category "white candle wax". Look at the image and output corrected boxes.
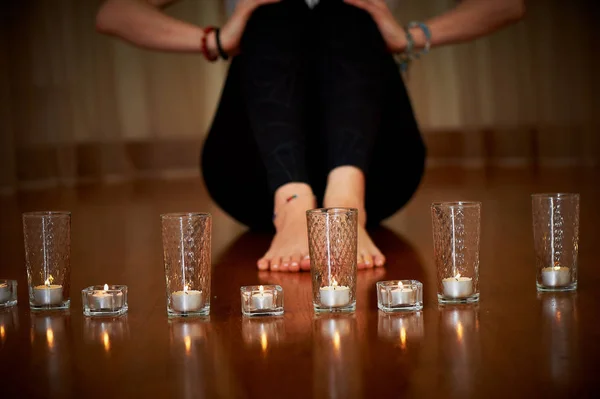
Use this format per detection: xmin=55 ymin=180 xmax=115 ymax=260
xmin=442 ymin=276 xmax=473 ymax=299
xmin=251 ymin=287 xmax=274 ymax=310
xmin=0 ymin=283 xmax=11 ymax=303
xmin=320 ymin=284 xmax=350 ymax=307
xmin=541 ymin=267 xmax=570 ymax=287
xmin=383 ymin=285 xmax=416 ymax=306
xmin=89 ymin=288 xmax=123 ymax=310
xmin=171 ymin=289 xmax=203 ymax=312
xmin=33 ymin=285 xmax=63 ymax=305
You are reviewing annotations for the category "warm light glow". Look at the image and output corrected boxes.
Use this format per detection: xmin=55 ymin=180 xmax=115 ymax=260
xmin=103 ymin=284 xmax=109 ymax=291
xmin=0 ymin=325 xmax=5 ymax=341
xmin=332 ymin=278 xmax=338 ymax=288
xmin=333 ymin=330 xmax=341 ymax=353
xmin=260 ymin=331 xmax=268 ymax=353
xmin=455 ymin=273 xmax=461 ymax=280
xmin=184 ymin=335 xmax=191 ymax=354
xmin=46 ymin=328 xmax=54 ymax=348
xmin=184 ymin=285 xmax=189 ymax=293
xmin=45 ymin=275 xmax=54 ymax=286
xmin=103 ymin=332 xmax=110 ymax=352
xmin=456 ymin=322 xmax=463 ymax=342
xmin=398 ymin=282 xmax=403 ymax=289
xmin=400 ymin=327 xmax=407 ymax=349
xmin=556 ymin=311 xmax=562 ymax=323
xmin=259 ymin=285 xmax=264 ymax=295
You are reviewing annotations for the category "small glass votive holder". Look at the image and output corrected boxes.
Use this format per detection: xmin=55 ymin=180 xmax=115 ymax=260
xmin=241 ymin=285 xmax=284 ymax=317
xmin=432 ymin=202 xmax=481 ymax=304
xmin=307 ymin=208 xmax=358 ymax=313
xmin=162 ymin=213 xmax=212 ymax=317
xmin=82 ymin=285 xmax=128 ymax=317
xmin=532 ymin=193 xmax=579 ymax=292
xmin=23 ymin=211 xmax=72 ymax=311
xmin=0 ymin=279 xmax=17 ymax=308
xmin=377 ymin=280 xmax=423 ymax=312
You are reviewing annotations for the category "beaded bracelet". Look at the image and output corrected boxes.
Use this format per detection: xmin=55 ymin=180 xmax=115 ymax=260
xmin=215 ymin=28 xmax=229 ymax=61
xmin=406 ymin=21 xmax=432 ymax=57
xmin=395 ymin=21 xmax=432 ymax=73
xmin=201 ymin=26 xmax=218 ymax=62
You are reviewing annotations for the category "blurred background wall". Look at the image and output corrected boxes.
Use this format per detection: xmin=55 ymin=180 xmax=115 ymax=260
xmin=1 ymin=0 xmax=598 ymax=194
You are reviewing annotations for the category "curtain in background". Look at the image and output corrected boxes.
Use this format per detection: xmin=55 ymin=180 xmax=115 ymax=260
xmin=1 ymin=0 xmax=598 ymax=194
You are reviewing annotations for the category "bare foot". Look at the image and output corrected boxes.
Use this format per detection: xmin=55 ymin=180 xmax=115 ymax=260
xmin=323 ymin=166 xmax=386 ymax=269
xmin=257 ymin=183 xmax=316 ymax=272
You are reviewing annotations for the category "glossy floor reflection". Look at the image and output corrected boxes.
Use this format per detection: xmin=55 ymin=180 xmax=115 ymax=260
xmin=0 ymin=168 xmax=598 ymax=398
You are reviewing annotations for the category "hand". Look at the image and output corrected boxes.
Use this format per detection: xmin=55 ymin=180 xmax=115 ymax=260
xmin=217 ymin=0 xmax=281 ymax=56
xmin=343 ymin=0 xmax=407 ymax=53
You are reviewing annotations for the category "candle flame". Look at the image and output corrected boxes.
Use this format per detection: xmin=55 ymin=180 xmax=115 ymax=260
xmin=455 ymin=273 xmax=461 ymax=280
xmin=400 ymin=327 xmax=407 ymax=349
xmin=398 ymin=281 xmax=403 ymax=289
xmin=103 ymin=284 xmax=109 ymax=291
xmin=184 ymin=285 xmax=189 ymax=294
xmin=456 ymin=322 xmax=463 ymax=342
xmin=333 ymin=330 xmax=341 ymax=352
xmin=184 ymin=335 xmax=191 ymax=354
xmin=259 ymin=285 xmax=264 ymax=295
xmin=332 ymin=278 xmax=338 ymax=288
xmin=0 ymin=325 xmax=5 ymax=341
xmin=103 ymin=331 xmax=110 ymax=352
xmin=260 ymin=331 xmax=268 ymax=353
xmin=46 ymin=328 xmax=54 ymax=348
xmin=44 ymin=275 xmax=54 ymax=286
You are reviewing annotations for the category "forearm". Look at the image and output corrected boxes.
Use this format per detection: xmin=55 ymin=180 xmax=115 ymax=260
xmin=411 ymin=0 xmax=526 ymax=49
xmin=96 ymin=0 xmax=216 ymax=53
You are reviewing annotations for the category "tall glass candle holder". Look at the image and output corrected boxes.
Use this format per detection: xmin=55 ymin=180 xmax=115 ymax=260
xmin=532 ymin=193 xmax=579 ymax=292
xmin=307 ymin=208 xmax=358 ymax=313
xmin=162 ymin=213 xmax=211 ymax=317
xmin=431 ymin=202 xmax=481 ymax=304
xmin=23 ymin=212 xmax=71 ymax=311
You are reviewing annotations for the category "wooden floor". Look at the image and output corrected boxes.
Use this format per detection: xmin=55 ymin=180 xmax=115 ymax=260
xmin=0 ymin=167 xmax=598 ymax=398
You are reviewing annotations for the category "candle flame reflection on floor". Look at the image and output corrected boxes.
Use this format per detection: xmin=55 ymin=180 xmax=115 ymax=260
xmin=400 ymin=327 xmax=406 ymax=350
xmin=0 ymin=325 xmax=5 ymax=342
xmin=456 ymin=322 xmax=463 ymax=342
xmin=103 ymin=331 xmax=110 ymax=352
xmin=46 ymin=328 xmax=54 ymax=349
xmin=333 ymin=330 xmax=341 ymax=354
xmin=261 ymin=331 xmax=268 ymax=353
xmin=184 ymin=335 xmax=191 ymax=355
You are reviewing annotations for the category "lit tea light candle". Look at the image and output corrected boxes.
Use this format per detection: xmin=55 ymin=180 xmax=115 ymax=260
xmin=90 ymin=284 xmax=124 ymax=310
xmin=251 ymin=285 xmax=274 ymax=310
xmin=33 ymin=276 xmax=63 ymax=305
xmin=442 ymin=273 xmax=473 ymax=299
xmin=385 ymin=282 xmax=416 ymax=306
xmin=541 ymin=265 xmax=570 ymax=287
xmin=0 ymin=283 xmax=10 ymax=303
xmin=171 ymin=285 xmax=203 ymax=312
xmin=320 ymin=278 xmax=350 ymax=307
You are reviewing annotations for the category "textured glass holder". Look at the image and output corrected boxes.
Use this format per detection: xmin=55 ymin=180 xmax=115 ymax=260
xmin=432 ymin=202 xmax=481 ymax=304
xmin=82 ymin=285 xmax=128 ymax=316
xmin=241 ymin=285 xmax=284 ymax=317
xmin=307 ymin=208 xmax=358 ymax=313
xmin=23 ymin=211 xmax=71 ymax=311
xmin=532 ymin=193 xmax=579 ymax=292
xmin=162 ymin=213 xmax=212 ymax=317
xmin=0 ymin=279 xmax=17 ymax=308
xmin=377 ymin=280 xmax=423 ymax=312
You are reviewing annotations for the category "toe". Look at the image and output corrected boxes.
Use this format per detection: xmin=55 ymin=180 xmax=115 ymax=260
xmin=270 ymin=256 xmax=282 ymax=272
xmin=289 ymin=254 xmax=301 ymax=272
xmin=279 ymin=257 xmax=290 ymax=272
xmin=363 ymin=253 xmax=374 ymax=269
xmin=300 ymin=255 xmax=311 ymax=271
xmin=257 ymin=257 xmax=269 ymax=271
xmin=374 ymin=254 xmax=386 ymax=267
xmin=357 ymin=253 xmax=366 ymax=270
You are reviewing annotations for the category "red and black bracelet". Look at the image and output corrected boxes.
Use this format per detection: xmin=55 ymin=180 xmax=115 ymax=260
xmin=200 ymin=26 xmax=218 ymax=62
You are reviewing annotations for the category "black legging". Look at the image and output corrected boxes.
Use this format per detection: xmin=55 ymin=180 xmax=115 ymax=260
xmin=202 ymin=0 xmax=426 ymax=231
